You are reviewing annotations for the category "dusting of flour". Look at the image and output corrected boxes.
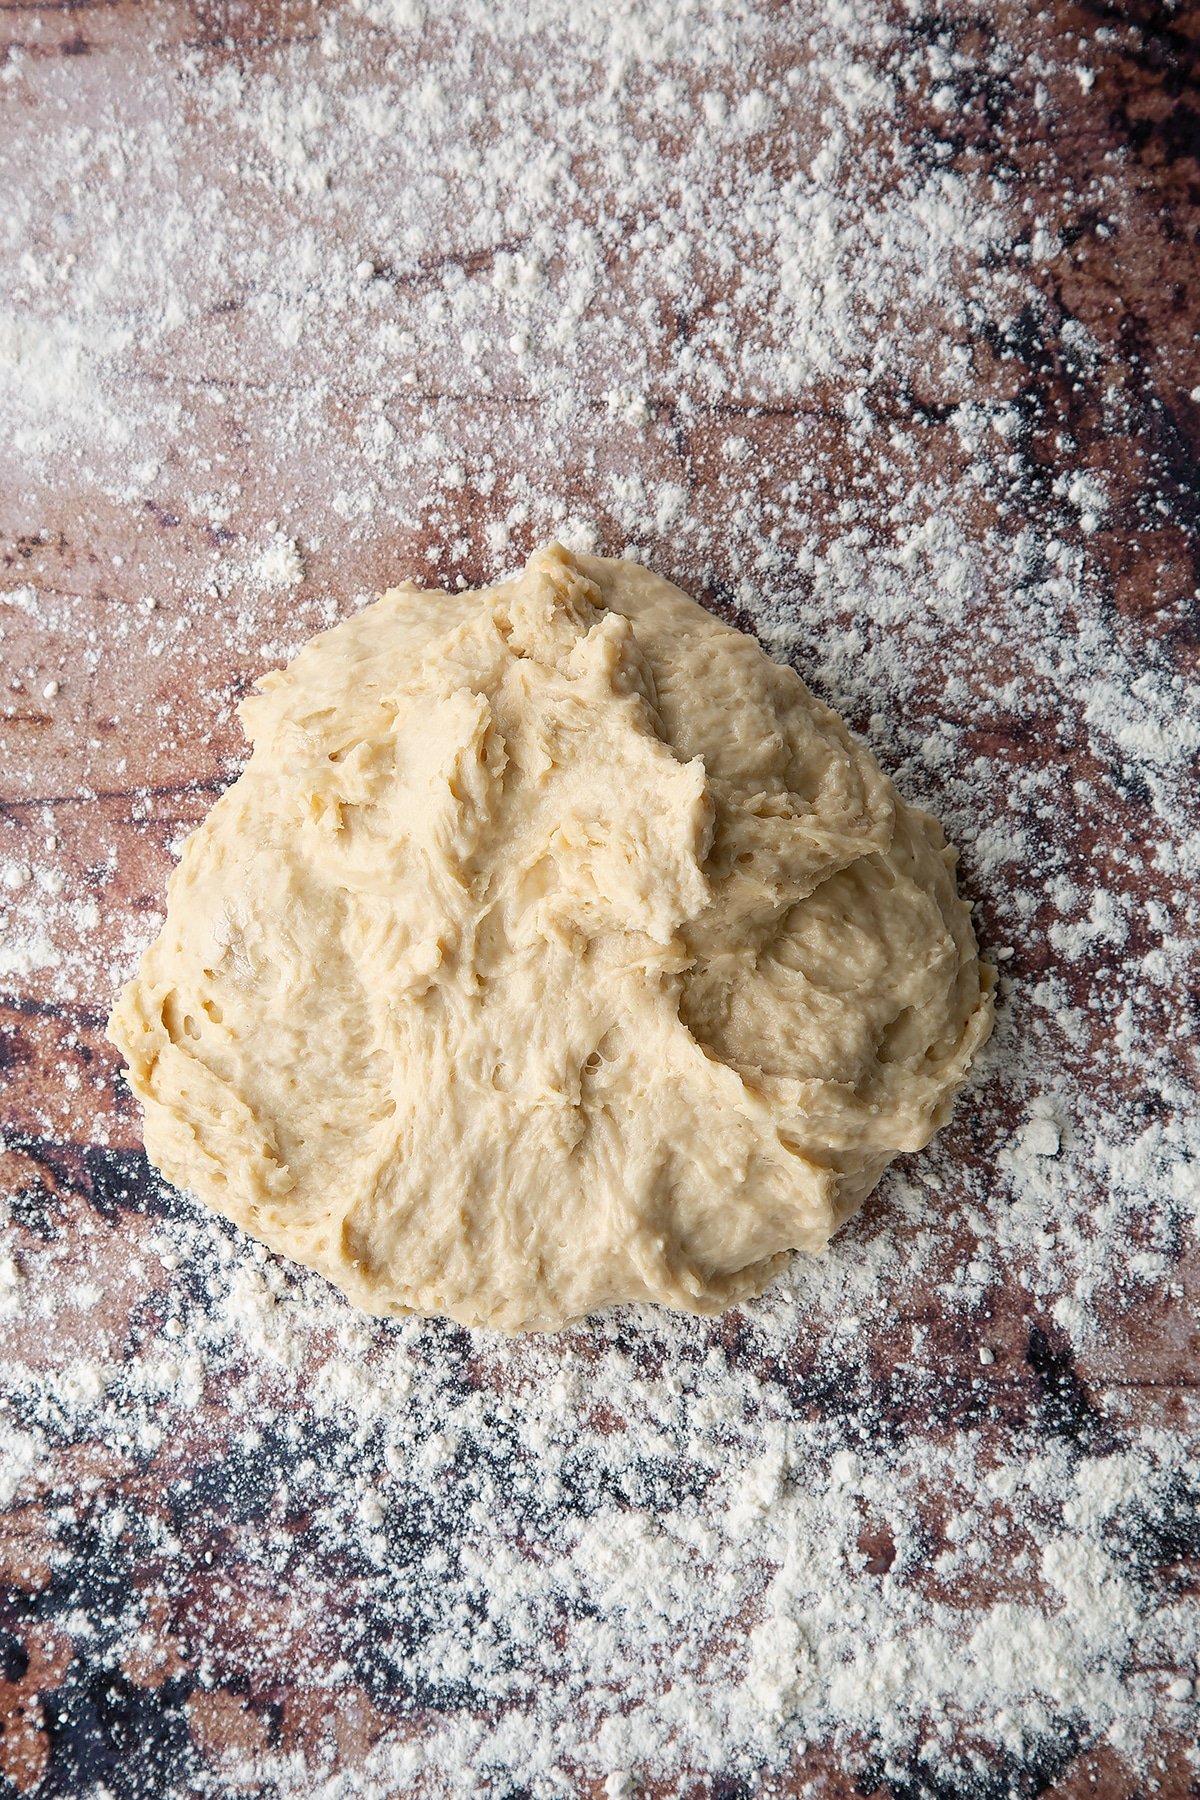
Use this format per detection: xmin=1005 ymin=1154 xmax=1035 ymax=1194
xmin=0 ymin=1 xmax=1196 ymax=1795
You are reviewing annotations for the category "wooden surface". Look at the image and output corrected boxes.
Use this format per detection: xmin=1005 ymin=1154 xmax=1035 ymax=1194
xmin=1 ymin=2 xmax=1198 ymax=1797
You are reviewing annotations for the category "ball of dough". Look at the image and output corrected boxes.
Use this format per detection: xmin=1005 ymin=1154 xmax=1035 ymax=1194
xmin=109 ymin=544 xmax=993 ymax=1332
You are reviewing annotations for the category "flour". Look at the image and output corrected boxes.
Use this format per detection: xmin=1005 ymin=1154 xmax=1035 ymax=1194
xmin=0 ymin=0 xmax=1197 ymax=1794
xmin=254 ymin=531 xmax=306 ymax=590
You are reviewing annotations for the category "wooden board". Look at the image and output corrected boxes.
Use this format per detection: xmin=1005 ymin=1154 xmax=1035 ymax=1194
xmin=0 ymin=2 xmax=1197 ymax=1796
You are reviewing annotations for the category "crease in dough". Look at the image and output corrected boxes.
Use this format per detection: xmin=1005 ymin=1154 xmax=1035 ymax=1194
xmin=109 ymin=543 xmax=994 ymax=1332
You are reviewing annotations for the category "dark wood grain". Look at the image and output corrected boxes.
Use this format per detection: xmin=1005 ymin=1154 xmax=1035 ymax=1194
xmin=1 ymin=1 xmax=1198 ymax=1796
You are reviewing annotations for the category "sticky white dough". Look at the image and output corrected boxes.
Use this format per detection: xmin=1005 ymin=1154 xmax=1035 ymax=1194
xmin=110 ymin=544 xmax=993 ymax=1331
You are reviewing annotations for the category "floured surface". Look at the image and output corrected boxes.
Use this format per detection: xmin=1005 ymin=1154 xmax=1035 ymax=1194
xmin=0 ymin=1 xmax=1197 ymax=1796
xmin=110 ymin=546 xmax=991 ymax=1330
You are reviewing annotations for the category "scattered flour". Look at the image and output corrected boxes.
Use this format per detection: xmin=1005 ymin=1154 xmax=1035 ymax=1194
xmin=0 ymin=0 xmax=1196 ymax=1795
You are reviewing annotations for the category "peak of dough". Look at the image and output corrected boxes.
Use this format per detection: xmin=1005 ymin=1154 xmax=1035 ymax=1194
xmin=109 ymin=544 xmax=993 ymax=1331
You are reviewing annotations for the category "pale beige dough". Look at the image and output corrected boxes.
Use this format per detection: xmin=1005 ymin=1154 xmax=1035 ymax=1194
xmin=109 ymin=544 xmax=994 ymax=1331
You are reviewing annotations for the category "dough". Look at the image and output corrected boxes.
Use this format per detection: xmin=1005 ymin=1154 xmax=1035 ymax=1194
xmin=109 ymin=544 xmax=993 ymax=1332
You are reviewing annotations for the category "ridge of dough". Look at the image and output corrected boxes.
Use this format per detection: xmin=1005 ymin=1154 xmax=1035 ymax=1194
xmin=109 ymin=543 xmax=994 ymax=1331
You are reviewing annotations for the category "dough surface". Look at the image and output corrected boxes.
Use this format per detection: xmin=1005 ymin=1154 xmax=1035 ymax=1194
xmin=109 ymin=545 xmax=994 ymax=1331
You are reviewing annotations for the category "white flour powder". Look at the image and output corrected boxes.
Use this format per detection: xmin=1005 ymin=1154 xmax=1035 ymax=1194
xmin=0 ymin=0 xmax=1196 ymax=1794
